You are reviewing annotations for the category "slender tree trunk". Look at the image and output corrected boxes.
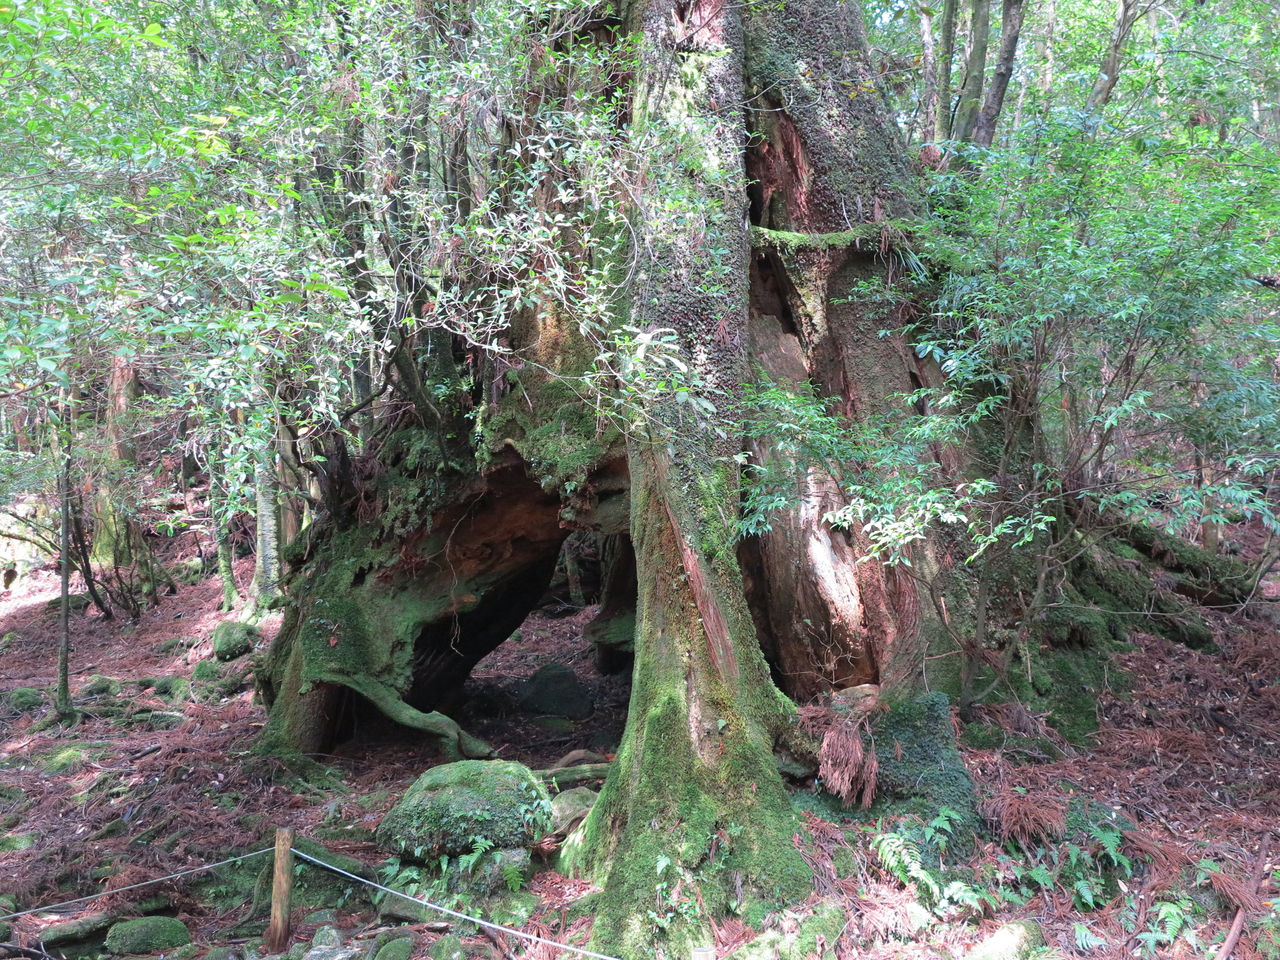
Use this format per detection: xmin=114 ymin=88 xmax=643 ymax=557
xmin=953 ymin=0 xmax=992 ymax=142
xmin=250 ymin=447 xmax=280 ymax=611
xmin=919 ymin=5 xmax=939 ymax=143
xmin=936 ymin=0 xmax=960 ymax=139
xmin=1038 ymin=0 xmax=1056 ymax=94
xmin=217 ymin=528 xmax=238 ymax=611
xmin=56 ymin=429 xmax=74 ymax=720
xmin=1086 ymin=0 xmax=1140 ymax=114
xmin=972 ymin=0 xmax=1026 ymax=148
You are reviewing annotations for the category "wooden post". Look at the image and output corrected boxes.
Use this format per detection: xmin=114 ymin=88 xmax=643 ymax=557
xmin=265 ymin=827 xmax=295 ymax=953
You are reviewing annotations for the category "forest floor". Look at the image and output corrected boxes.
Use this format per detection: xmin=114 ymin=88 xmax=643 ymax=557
xmin=1 ymin=538 xmax=1278 ymax=960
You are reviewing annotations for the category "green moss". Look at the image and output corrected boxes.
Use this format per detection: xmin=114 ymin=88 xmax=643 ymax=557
xmin=726 ymin=900 xmax=845 ymax=958
xmin=82 ymin=675 xmax=121 ymax=697
xmin=192 ymin=661 xmax=220 ymax=683
xmin=749 ymin=224 xmax=912 ymax=253
xmin=867 ymin=693 xmax=979 ymax=845
xmin=212 ymin=621 xmax=258 ymax=661
xmin=426 ymin=936 xmax=466 ymax=960
xmin=376 ymin=760 xmax=551 ymax=859
xmin=0 ymin=832 xmax=36 ymax=852
xmin=372 ymin=939 xmax=414 ymax=960
xmin=43 ymin=746 xmax=87 ymax=775
xmin=7 ymin=687 xmax=42 ymax=712
xmin=584 ymin=608 xmax=635 ymax=653
xmin=476 ymin=366 xmax=614 ymax=494
xmin=104 ymin=917 xmax=190 ymax=955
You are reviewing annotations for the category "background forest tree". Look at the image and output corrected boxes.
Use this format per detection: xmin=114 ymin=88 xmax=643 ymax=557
xmin=1 ymin=0 xmax=1279 ymax=956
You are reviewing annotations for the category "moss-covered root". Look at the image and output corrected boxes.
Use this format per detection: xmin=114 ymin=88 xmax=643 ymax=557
xmin=344 ymin=676 xmax=495 ymax=760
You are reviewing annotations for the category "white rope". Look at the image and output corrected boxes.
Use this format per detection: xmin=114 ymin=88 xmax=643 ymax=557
xmin=291 ymin=848 xmax=625 ymax=960
xmin=0 ymin=848 xmax=275 ymax=923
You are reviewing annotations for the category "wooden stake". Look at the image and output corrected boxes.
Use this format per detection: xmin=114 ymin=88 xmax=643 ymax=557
xmin=265 ymin=827 xmax=295 ymax=953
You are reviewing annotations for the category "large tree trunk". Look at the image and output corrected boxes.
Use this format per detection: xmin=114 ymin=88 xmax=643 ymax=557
xmin=739 ymin=0 xmax=938 ymax=699
xmin=257 ymin=0 xmax=943 ymax=951
xmin=558 ymin=0 xmax=818 ymax=953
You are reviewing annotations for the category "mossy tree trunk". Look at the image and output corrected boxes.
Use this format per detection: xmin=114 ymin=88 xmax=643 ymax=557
xmin=561 ymin=1 xmax=813 ymax=953
xmin=737 ymin=0 xmax=941 ymax=699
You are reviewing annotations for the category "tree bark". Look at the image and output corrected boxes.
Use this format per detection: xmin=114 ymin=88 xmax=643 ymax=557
xmin=1086 ymin=0 xmax=1141 ymax=115
xmin=953 ymin=0 xmax=992 ymax=142
xmin=561 ymin=0 xmax=813 ymax=952
xmin=972 ymin=0 xmax=1026 ymax=148
xmin=936 ymin=0 xmax=961 ymax=139
xmin=918 ymin=5 xmax=939 ymax=143
xmin=741 ymin=0 xmax=936 ymax=699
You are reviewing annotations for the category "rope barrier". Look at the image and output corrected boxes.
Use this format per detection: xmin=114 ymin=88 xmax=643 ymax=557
xmin=0 ymin=848 xmax=275 ymax=923
xmin=290 ymin=848 xmax=625 ymax=960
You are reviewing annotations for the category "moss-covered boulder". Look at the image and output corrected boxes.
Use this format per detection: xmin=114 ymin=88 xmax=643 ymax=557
xmin=192 ymin=660 xmax=220 ymax=682
xmin=550 ymin=786 xmax=597 ymax=833
xmin=426 ymin=937 xmax=465 ymax=960
xmin=46 ymin=592 xmax=90 ymax=612
xmin=372 ymin=938 xmax=414 ymax=960
xmin=966 ymin=920 xmax=1045 ymax=960
xmin=213 ymin=622 xmax=259 ymax=661
xmin=7 ymin=687 xmax=43 ymax=712
xmin=872 ymin=693 xmax=979 ymax=839
xmin=104 ymin=916 xmax=190 ymax=955
xmin=376 ymin=760 xmax=552 ymax=860
xmin=518 ymin=663 xmax=593 ymax=719
xmin=82 ymin=675 xmax=121 ymax=697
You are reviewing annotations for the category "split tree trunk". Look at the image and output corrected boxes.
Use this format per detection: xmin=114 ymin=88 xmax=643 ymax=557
xmin=972 ymin=0 xmax=1026 ymax=148
xmin=740 ymin=0 xmax=937 ymax=699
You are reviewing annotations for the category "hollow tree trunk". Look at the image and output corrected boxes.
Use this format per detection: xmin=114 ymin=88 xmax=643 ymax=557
xmin=739 ymin=0 xmax=938 ymax=699
xmin=259 ymin=453 xmax=568 ymax=758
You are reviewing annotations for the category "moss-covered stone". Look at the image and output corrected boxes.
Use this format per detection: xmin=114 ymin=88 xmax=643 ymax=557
xmin=152 ymin=675 xmax=190 ymax=701
xmin=7 ymin=687 xmax=43 ymax=712
xmin=376 ymin=760 xmax=551 ymax=859
xmin=870 ymin=693 xmax=979 ymax=842
xmin=426 ymin=937 xmax=465 ymax=960
xmin=371 ymin=938 xmax=414 ymax=960
xmin=192 ymin=661 xmax=221 ymax=682
xmin=550 ymin=786 xmax=598 ymax=833
xmin=46 ymin=592 xmax=90 ymax=612
xmin=213 ymin=622 xmax=259 ymax=661
xmin=82 ymin=675 xmax=122 ymax=697
xmin=104 ymin=916 xmax=191 ymax=955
